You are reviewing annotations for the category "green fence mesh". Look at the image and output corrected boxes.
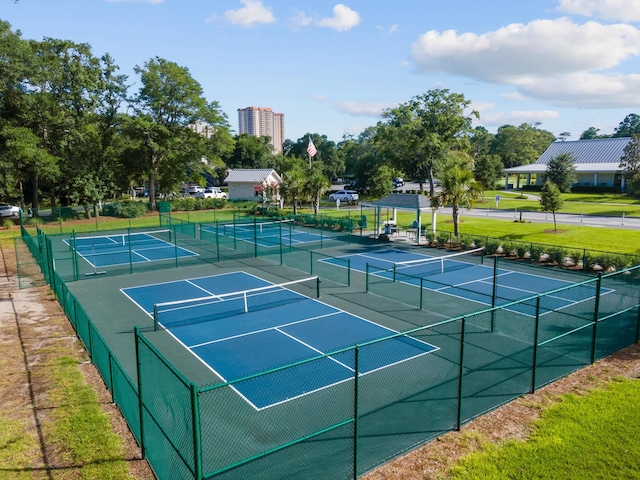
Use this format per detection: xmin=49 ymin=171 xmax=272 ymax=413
xmin=14 ymin=222 xmax=640 ymax=480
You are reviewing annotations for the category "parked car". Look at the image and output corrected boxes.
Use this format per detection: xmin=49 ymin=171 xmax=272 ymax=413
xmin=195 ymin=187 xmax=227 ymax=199
xmin=328 ymin=190 xmax=359 ymax=204
xmin=185 ymin=185 xmax=205 ymax=197
xmin=393 ymin=177 xmax=405 ymax=188
xmin=0 ymin=205 xmax=21 ymax=217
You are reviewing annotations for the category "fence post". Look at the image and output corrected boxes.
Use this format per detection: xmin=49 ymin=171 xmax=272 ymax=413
xmin=457 ymin=317 xmax=466 ymax=430
xmin=191 ymin=383 xmax=202 ymax=480
xmin=419 ymin=278 xmax=424 ymax=310
xmin=134 ymin=326 xmax=146 ymax=459
xmin=353 ymin=345 xmax=360 ymax=480
xmin=491 ymin=256 xmax=498 ymax=331
xmin=590 ymin=273 xmax=603 ymax=364
xmin=347 ymin=258 xmax=351 ymax=287
xmin=253 ymin=217 xmax=258 ymax=258
xmin=531 ymin=296 xmax=541 ymax=393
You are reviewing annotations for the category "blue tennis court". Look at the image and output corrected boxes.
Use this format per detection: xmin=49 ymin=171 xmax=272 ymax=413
xmin=63 ymin=230 xmax=197 ymax=268
xmin=201 ymin=220 xmax=333 ymax=247
xmin=121 ymin=271 xmax=438 ymax=409
xmin=322 ymin=249 xmax=612 ymax=316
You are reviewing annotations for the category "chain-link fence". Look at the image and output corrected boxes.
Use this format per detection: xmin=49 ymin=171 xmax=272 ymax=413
xmin=15 ymin=217 xmax=640 ymax=479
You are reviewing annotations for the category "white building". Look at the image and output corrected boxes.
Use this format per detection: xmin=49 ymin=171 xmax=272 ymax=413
xmin=503 ymin=137 xmax=631 ymax=191
xmin=237 ymin=106 xmax=285 ymax=154
xmin=224 ymin=169 xmax=282 ymax=201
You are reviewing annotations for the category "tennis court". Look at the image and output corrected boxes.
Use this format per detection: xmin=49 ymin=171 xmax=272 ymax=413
xmin=323 ymin=248 xmax=612 ymax=316
xmin=121 ymin=271 xmax=438 ymax=409
xmin=64 ymin=230 xmax=198 ymax=268
xmin=202 ymin=219 xmax=334 ymax=247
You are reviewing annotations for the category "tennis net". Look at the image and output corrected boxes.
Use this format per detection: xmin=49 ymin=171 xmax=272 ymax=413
xmin=153 ymin=275 xmax=320 ymax=331
xmin=394 ymin=247 xmax=485 ymax=277
xmin=222 ymin=219 xmax=294 ymax=237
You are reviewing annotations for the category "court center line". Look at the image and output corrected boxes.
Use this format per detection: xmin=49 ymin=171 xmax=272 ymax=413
xmin=188 ymin=311 xmax=341 ymax=349
xmin=185 ymin=279 xmax=219 ymax=298
xmin=274 ymin=327 xmax=356 ymax=373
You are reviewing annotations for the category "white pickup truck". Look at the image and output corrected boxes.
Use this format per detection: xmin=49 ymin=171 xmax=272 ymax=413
xmin=329 ymin=190 xmax=359 ymax=204
xmin=195 ymin=187 xmax=227 ymax=199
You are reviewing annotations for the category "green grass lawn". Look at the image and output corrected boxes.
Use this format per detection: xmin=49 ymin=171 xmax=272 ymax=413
xmin=448 ymin=378 xmax=640 ymax=480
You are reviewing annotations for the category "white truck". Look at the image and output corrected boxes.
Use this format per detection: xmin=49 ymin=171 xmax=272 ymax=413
xmin=195 ymin=187 xmax=227 ymax=199
xmin=329 ymin=190 xmax=359 ymax=205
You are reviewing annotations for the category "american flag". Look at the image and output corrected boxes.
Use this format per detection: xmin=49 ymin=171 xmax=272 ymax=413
xmin=307 ymin=138 xmax=317 ymax=157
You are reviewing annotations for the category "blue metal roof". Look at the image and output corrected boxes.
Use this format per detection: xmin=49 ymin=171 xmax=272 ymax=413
xmin=536 ymin=137 xmax=630 ymax=165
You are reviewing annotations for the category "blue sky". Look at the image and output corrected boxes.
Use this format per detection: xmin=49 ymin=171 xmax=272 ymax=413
xmin=4 ymin=0 xmax=640 ymax=143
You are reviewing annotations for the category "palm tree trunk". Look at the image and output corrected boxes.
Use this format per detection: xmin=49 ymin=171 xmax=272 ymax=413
xmin=453 ymin=205 xmax=460 ymax=237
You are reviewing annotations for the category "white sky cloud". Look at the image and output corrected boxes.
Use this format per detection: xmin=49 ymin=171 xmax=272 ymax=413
xmin=479 ymin=110 xmax=561 ymax=127
xmin=316 ymin=4 xmax=361 ymax=32
xmin=411 ymin=18 xmax=640 ymax=107
xmin=556 ymin=0 xmax=640 ymax=22
xmin=223 ymin=0 xmax=275 ymax=26
xmin=336 ymin=101 xmax=396 ymax=116
xmin=290 ymin=9 xmax=313 ymax=28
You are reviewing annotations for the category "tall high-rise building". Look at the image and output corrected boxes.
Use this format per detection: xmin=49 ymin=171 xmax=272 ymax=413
xmin=237 ymin=106 xmax=285 ymax=154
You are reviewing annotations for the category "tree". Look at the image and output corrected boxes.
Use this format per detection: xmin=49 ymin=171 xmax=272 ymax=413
xmin=613 ymin=114 xmax=640 ymax=138
xmin=474 ymin=154 xmax=503 ymax=190
xmin=543 ymin=152 xmax=577 ymax=193
xmin=579 ymin=127 xmax=609 ymax=140
xmin=279 ymin=157 xmax=306 ymax=214
xmin=540 ymin=181 xmax=563 ymax=231
xmin=377 ymin=89 xmax=478 ymax=196
xmin=492 ymin=123 xmax=556 ymax=168
xmin=304 ymin=162 xmax=331 ymax=214
xmin=226 ymin=133 xmax=272 ymax=169
xmin=619 ymin=134 xmax=640 ymax=194
xmin=368 ymin=165 xmax=394 ymax=198
xmin=129 ymin=57 xmax=231 ymax=210
xmin=433 ymin=167 xmax=483 ymax=237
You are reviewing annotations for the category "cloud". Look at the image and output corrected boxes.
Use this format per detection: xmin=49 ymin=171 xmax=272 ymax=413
xmin=290 ymin=9 xmax=313 ymax=28
xmin=223 ymin=0 xmax=275 ymax=26
xmin=479 ymin=110 xmax=561 ymax=127
xmin=500 ymin=92 xmax=525 ymax=100
xmin=556 ymin=0 xmax=640 ymax=22
xmin=336 ymin=101 xmax=397 ymax=116
xmin=411 ymin=18 xmax=640 ymax=107
xmin=317 ymin=4 xmax=360 ymax=31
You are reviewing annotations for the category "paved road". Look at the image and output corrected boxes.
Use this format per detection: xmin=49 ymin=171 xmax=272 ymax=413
xmin=437 ymin=206 xmax=640 ymax=230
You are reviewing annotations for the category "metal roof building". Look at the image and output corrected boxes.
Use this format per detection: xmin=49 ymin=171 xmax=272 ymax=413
xmin=503 ymin=137 xmax=631 ymax=190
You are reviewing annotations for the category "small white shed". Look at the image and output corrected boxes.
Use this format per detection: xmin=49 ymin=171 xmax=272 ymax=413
xmin=224 ymin=169 xmax=282 ymax=201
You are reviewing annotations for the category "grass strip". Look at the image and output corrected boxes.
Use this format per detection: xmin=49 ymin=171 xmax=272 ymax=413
xmin=449 ymin=378 xmax=640 ymax=480
xmin=45 ymin=356 xmax=133 ymax=480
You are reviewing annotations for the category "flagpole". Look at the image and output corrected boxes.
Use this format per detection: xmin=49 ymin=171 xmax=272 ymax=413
xmin=308 ymin=135 xmax=312 ymax=169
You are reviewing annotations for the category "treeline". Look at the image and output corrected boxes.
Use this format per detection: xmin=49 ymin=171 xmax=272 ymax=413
xmin=2 ymin=19 xmax=639 ymax=215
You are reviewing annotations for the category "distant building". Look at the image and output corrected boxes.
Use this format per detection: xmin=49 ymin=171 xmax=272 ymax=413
xmin=503 ymin=137 xmax=631 ymax=191
xmin=237 ymin=106 xmax=285 ymax=154
xmin=224 ymin=168 xmax=282 ymax=201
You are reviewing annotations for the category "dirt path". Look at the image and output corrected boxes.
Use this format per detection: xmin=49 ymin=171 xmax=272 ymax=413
xmin=0 ymin=243 xmax=153 ymax=479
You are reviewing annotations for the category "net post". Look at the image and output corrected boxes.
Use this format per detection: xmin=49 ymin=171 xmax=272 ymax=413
xmin=590 ymin=273 xmax=603 ymax=364
xmin=253 ymin=217 xmax=258 ymax=258
xmin=316 ymin=276 xmax=320 ymax=298
xmin=491 ymin=256 xmax=498 ymax=331
xmin=530 ymin=296 xmax=541 ymax=393
xmin=128 ymin=228 xmax=134 ymax=274
xmin=365 ymin=263 xmax=370 ymax=292
xmin=153 ymin=304 xmax=159 ymax=331
xmin=243 ymin=291 xmax=248 ymax=313
xmin=419 ymin=277 xmax=424 ymax=310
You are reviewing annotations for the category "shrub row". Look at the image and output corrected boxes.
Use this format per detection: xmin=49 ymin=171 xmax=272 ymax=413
xmin=424 ymin=232 xmax=640 ymax=272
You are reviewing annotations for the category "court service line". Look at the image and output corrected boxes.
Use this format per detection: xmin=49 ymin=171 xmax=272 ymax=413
xmin=188 ymin=311 xmax=341 ymax=349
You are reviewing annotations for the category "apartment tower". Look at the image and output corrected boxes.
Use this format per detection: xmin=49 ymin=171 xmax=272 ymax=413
xmin=237 ymin=106 xmax=285 ymax=154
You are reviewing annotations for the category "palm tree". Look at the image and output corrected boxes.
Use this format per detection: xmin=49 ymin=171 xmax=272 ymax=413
xmin=433 ymin=167 xmax=483 ymax=237
xmin=280 ymin=167 xmax=306 ymax=215
xmin=305 ymin=163 xmax=331 ymax=214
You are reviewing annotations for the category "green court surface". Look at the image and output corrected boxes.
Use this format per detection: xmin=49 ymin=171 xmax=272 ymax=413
xmin=19 ymin=221 xmax=640 ymax=480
